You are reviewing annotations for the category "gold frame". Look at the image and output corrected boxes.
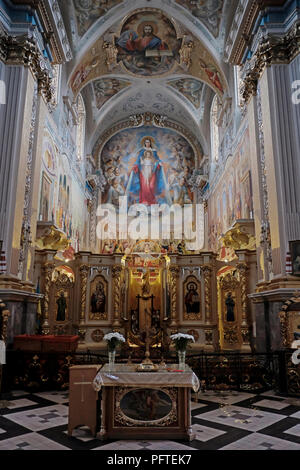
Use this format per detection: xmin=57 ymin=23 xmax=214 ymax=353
xmin=89 ymin=275 xmax=108 ymax=321
xmin=114 ymin=387 xmax=178 ymax=427
xmin=183 ymin=275 xmax=201 ymax=321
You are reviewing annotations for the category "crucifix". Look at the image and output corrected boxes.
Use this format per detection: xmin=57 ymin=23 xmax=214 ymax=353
xmin=74 ymin=373 xmax=93 ymax=403
xmin=142 ymin=321 xmax=153 ymax=365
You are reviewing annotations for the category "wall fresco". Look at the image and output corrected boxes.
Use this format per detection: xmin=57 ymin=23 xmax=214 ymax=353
xmin=208 ymin=127 xmax=253 ymax=252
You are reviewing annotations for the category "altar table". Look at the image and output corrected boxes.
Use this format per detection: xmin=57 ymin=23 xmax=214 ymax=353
xmin=93 ymin=364 xmax=200 ymax=441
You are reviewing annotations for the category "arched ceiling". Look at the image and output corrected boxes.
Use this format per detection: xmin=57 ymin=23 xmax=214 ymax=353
xmin=58 ymin=0 xmax=237 ymax=163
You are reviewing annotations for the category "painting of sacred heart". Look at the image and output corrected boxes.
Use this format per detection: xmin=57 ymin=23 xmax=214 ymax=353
xmin=116 ymin=11 xmax=181 ymax=76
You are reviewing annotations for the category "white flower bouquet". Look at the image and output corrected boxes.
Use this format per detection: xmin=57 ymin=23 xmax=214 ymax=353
xmin=170 ymin=333 xmax=195 ymax=352
xmin=103 ymin=332 xmax=126 ymax=351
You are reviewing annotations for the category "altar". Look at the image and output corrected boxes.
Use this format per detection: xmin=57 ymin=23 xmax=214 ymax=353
xmin=93 ymin=364 xmax=199 ymax=441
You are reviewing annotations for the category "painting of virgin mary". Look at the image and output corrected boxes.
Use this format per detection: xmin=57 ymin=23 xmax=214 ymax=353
xmin=126 ymin=136 xmax=171 ymax=206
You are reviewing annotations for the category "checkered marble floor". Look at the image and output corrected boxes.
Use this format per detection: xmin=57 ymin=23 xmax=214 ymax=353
xmin=0 ymin=389 xmax=300 ymax=450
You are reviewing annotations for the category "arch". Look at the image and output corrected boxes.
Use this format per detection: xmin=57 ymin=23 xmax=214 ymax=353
xmin=66 ymin=1 xmax=226 ymax=86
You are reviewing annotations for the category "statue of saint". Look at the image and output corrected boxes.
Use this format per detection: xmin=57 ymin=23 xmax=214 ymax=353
xmin=225 ymin=292 xmax=235 ymax=322
xmin=56 ymin=291 xmax=67 ymax=322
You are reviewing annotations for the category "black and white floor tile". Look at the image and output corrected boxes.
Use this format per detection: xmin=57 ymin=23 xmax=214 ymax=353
xmin=0 ymin=389 xmax=300 ymax=450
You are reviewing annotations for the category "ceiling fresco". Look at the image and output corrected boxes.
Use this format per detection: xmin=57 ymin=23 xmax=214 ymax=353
xmin=115 ymin=10 xmax=182 ymax=77
xmin=65 ymin=5 xmax=227 ymax=160
xmin=72 ymin=0 xmax=123 ymax=37
xmin=69 ymin=10 xmax=226 ymax=99
xmin=175 ymin=0 xmax=224 ymax=38
xmin=88 ymin=84 xmax=206 ymax=145
xmin=167 ymin=78 xmax=204 ymax=108
xmin=92 ymin=78 xmax=131 ymax=109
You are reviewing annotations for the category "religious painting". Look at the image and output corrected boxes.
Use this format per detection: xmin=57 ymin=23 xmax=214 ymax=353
xmin=92 ymin=78 xmax=131 ymax=110
xmin=101 ymin=126 xmax=196 ymax=208
xmin=175 ymin=0 xmax=224 ymax=38
xmin=57 ymin=174 xmax=70 ymax=233
xmin=199 ymin=59 xmax=224 ymax=94
xmin=42 ymin=130 xmax=57 ymax=177
xmin=39 ymin=172 xmax=51 ymax=222
xmin=168 ymin=78 xmax=204 ymax=108
xmin=70 ymin=177 xmax=88 ymax=252
xmin=241 ymin=171 xmax=253 ymax=219
xmin=290 ymin=241 xmax=300 ymax=276
xmin=208 ymin=127 xmax=253 ymax=252
xmin=119 ymin=388 xmax=173 ymax=422
xmin=73 ymin=0 xmax=123 ymax=37
xmin=115 ymin=11 xmax=181 ymax=76
xmin=89 ymin=275 xmax=108 ymax=320
xmin=183 ymin=276 xmax=201 ymax=320
xmin=55 ymin=155 xmax=71 ymax=237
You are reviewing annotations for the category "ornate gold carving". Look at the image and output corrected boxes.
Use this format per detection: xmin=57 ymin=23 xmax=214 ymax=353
xmin=79 ymin=265 xmax=89 ymax=340
xmin=279 ymin=293 xmax=300 ymax=348
xmin=169 ymin=266 xmax=179 ymax=327
xmin=53 ymin=272 xmax=74 ymax=289
xmin=219 ymin=272 xmax=239 ymax=291
xmin=114 ymin=387 xmax=178 ymax=427
xmin=202 ymin=266 xmax=212 ymax=323
xmin=241 ymin=327 xmax=250 ymax=344
xmin=179 ymin=38 xmax=194 ymax=70
xmin=103 ymin=41 xmax=118 ymax=70
xmin=224 ymin=326 xmax=239 ymax=344
xmin=220 ymin=224 xmax=256 ymax=251
xmin=0 ymin=300 xmax=10 ymax=343
xmin=2 ymin=32 xmax=53 ymax=102
xmin=0 ymin=24 xmax=7 ymax=63
xmin=112 ymin=266 xmax=122 ymax=327
xmin=204 ymin=329 xmax=213 ymax=345
xmin=41 ymin=262 xmax=55 ymax=335
xmin=237 ymin=263 xmax=249 ymax=326
xmin=36 ymin=223 xmax=69 ymax=251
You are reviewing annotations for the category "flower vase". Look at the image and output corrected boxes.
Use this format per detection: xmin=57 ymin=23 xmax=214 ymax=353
xmin=108 ymin=350 xmax=116 ymax=370
xmin=178 ymin=350 xmax=186 ymax=370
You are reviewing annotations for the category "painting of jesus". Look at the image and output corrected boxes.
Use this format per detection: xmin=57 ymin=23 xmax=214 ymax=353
xmin=116 ymin=12 xmax=179 ymax=76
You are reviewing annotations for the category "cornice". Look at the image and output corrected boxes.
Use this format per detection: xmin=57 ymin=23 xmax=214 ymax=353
xmin=241 ymin=20 xmax=300 ymax=103
xmin=10 ymin=0 xmax=72 ymax=64
xmin=1 ymin=30 xmax=53 ymax=102
xmin=224 ymin=0 xmax=287 ymax=65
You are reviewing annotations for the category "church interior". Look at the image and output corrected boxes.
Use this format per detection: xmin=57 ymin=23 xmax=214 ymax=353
xmin=0 ymin=0 xmax=300 ymax=452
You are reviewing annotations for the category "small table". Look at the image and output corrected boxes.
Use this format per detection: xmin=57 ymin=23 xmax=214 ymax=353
xmin=93 ymin=364 xmax=199 ymax=441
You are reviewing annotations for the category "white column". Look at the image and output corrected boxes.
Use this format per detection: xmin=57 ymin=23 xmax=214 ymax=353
xmin=0 ymin=65 xmax=30 ymax=274
xmin=259 ymin=61 xmax=300 ymax=277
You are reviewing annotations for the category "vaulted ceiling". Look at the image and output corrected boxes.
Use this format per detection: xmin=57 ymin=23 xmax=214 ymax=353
xmin=58 ymin=0 xmax=238 ymax=160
